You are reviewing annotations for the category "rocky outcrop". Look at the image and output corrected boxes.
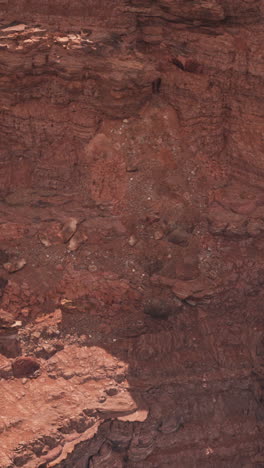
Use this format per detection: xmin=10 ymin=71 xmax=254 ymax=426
xmin=0 ymin=1 xmax=264 ymax=467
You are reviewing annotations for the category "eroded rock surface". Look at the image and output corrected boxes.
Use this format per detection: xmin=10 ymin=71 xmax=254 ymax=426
xmin=0 ymin=1 xmax=263 ymax=467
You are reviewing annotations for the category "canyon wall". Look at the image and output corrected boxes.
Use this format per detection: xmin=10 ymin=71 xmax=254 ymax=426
xmin=0 ymin=1 xmax=263 ymax=467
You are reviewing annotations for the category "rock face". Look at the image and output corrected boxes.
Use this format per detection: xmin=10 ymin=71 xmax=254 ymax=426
xmin=0 ymin=1 xmax=264 ymax=467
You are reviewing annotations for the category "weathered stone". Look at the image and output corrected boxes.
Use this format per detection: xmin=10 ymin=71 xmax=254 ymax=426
xmin=167 ymin=227 xmax=189 ymax=246
xmin=128 ymin=235 xmax=137 ymax=247
xmin=61 ymin=218 xmax=78 ymax=243
xmin=207 ymin=204 xmax=248 ymax=237
xmin=67 ymin=232 xmax=88 ymax=252
xmin=0 ymin=309 xmax=15 ymax=329
xmin=144 ymin=300 xmax=174 ymax=319
xmin=154 ymin=230 xmax=164 ymax=240
xmin=105 ymin=387 xmax=118 ymax=397
xmin=12 ymin=357 xmax=40 ymax=378
xmin=35 ymin=343 xmax=64 ymax=360
xmin=3 ymin=259 xmax=26 ymax=273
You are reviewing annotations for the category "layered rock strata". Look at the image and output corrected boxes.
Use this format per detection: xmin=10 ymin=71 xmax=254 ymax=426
xmin=0 ymin=1 xmax=263 ymax=467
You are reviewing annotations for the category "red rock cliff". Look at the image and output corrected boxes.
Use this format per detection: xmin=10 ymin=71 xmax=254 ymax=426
xmin=0 ymin=1 xmax=263 ymax=467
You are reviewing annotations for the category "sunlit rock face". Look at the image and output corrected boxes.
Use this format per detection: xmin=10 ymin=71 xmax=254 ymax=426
xmin=0 ymin=1 xmax=263 ymax=467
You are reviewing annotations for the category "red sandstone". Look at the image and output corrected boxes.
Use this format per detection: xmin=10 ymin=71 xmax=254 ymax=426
xmin=0 ymin=1 xmax=263 ymax=467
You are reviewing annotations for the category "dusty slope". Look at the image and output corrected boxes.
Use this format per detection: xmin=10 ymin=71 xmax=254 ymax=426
xmin=0 ymin=1 xmax=264 ymax=467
